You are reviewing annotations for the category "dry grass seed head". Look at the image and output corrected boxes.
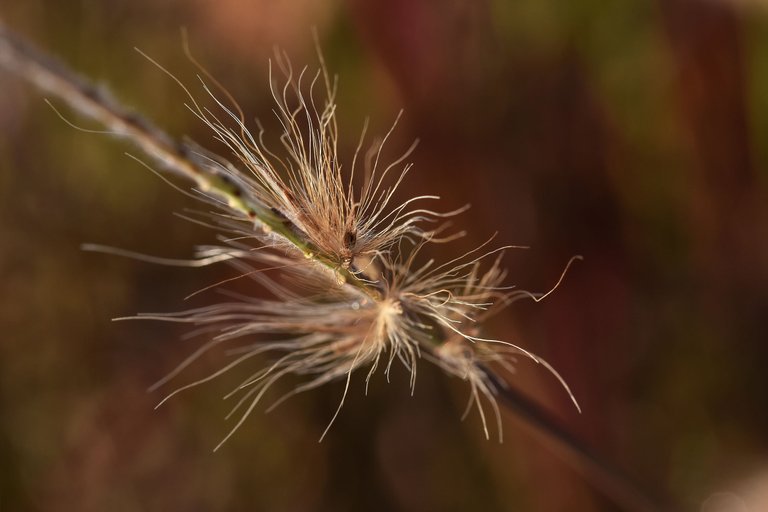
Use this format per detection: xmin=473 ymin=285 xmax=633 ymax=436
xmin=115 ymin=45 xmax=579 ymax=448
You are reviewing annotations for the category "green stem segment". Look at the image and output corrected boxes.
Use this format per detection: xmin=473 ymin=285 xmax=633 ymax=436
xmin=204 ymin=172 xmax=379 ymax=299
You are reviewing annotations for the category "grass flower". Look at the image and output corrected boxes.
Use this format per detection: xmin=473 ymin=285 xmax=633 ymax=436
xmin=114 ymin=46 xmax=582 ymax=445
xmin=119 ymin=45 xmax=580 ymax=448
xmin=0 ymin=24 xmax=579 ymax=448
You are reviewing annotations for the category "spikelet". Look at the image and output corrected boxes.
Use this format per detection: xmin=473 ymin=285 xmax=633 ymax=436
xmin=150 ymin=45 xmax=456 ymax=276
xmin=135 ymin=246 xmax=423 ymax=449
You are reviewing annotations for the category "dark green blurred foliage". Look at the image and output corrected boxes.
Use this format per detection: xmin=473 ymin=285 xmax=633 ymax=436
xmin=2 ymin=1 xmax=768 ymax=511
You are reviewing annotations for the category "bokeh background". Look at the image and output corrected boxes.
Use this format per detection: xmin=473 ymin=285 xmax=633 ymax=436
xmin=2 ymin=1 xmax=768 ymax=511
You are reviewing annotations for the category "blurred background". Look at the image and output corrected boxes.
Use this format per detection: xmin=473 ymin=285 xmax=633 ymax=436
xmin=2 ymin=1 xmax=768 ymax=511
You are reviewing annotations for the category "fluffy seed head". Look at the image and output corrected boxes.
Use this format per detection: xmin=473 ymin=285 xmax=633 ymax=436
xmin=121 ymin=47 xmax=579 ymax=448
